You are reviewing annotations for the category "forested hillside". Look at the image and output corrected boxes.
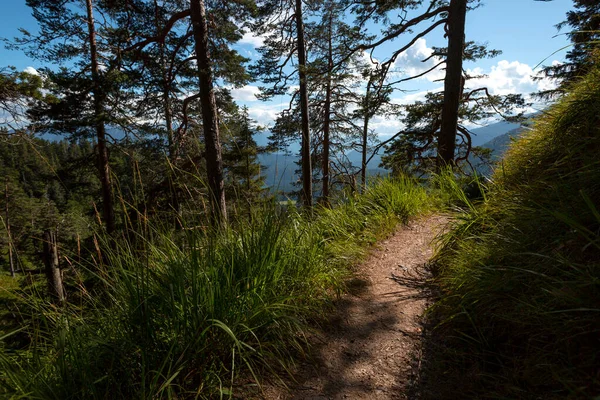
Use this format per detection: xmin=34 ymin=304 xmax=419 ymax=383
xmin=1 ymin=0 xmax=598 ymax=398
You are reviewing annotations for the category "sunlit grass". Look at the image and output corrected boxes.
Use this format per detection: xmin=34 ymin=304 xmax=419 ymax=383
xmin=0 ymin=176 xmax=432 ymax=399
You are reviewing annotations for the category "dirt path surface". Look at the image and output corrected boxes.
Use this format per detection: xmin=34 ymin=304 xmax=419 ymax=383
xmin=263 ymin=214 xmax=448 ymax=400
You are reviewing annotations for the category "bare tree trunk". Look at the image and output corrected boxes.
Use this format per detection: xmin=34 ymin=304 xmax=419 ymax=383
xmin=5 ymin=178 xmax=15 ymax=278
xmin=322 ymin=5 xmax=333 ymax=206
xmin=153 ymin=0 xmax=176 ymax=160
xmin=361 ymin=81 xmax=372 ymax=193
xmin=85 ymin=0 xmax=115 ymax=234
xmin=244 ymin=113 xmax=252 ymax=193
xmin=295 ymin=0 xmax=313 ymax=209
xmin=76 ymin=232 xmax=81 ymax=263
xmin=43 ymin=230 xmax=66 ymax=304
xmin=190 ymin=0 xmax=228 ymax=226
xmin=437 ymin=0 xmax=467 ymax=168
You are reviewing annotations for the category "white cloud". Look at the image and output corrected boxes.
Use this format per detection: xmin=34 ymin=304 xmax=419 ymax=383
xmin=230 ymin=85 xmax=261 ymax=102
xmin=239 ymin=31 xmax=265 ymax=48
xmin=369 ymin=115 xmax=404 ymax=132
xmin=391 ymin=87 xmax=443 ymax=106
xmin=391 ymin=38 xmax=445 ymax=82
xmin=247 ymin=103 xmax=282 ymax=126
xmin=23 ymin=66 xmax=39 ymax=76
xmin=466 ymin=60 xmax=557 ymax=96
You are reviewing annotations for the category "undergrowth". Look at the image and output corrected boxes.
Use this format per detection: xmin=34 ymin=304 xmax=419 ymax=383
xmin=0 ymin=176 xmax=432 ymax=399
xmin=427 ymin=62 xmax=600 ymax=398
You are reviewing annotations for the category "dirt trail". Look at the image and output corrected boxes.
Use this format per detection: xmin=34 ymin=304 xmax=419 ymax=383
xmin=263 ymin=214 xmax=448 ymax=400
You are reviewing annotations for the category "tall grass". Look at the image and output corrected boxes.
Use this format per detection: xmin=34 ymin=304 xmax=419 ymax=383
xmin=0 ymin=176 xmax=431 ymax=399
xmin=428 ymin=63 xmax=600 ymax=398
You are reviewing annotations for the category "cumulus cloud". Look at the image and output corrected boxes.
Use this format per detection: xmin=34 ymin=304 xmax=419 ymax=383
xmin=466 ymin=60 xmax=557 ymax=96
xmin=23 ymin=66 xmax=39 ymax=75
xmin=369 ymin=115 xmax=404 ymax=132
xmin=391 ymin=38 xmax=445 ymax=82
xmin=230 ymin=85 xmax=261 ymax=102
xmin=247 ymin=104 xmax=283 ymax=126
xmin=239 ymin=31 xmax=265 ymax=48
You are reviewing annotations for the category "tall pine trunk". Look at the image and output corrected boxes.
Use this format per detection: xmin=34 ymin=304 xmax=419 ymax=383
xmin=190 ymin=0 xmax=228 ymax=225
xmin=85 ymin=0 xmax=115 ymax=234
xmin=361 ymin=81 xmax=372 ymax=193
xmin=295 ymin=0 xmax=313 ymax=208
xmin=322 ymin=7 xmax=334 ymax=206
xmin=437 ymin=0 xmax=466 ymax=168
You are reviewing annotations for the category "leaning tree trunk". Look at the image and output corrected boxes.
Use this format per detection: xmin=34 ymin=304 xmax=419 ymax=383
xmin=437 ymin=0 xmax=467 ymax=168
xmin=85 ymin=0 xmax=115 ymax=234
xmin=43 ymin=230 xmax=66 ymax=304
xmin=295 ymin=0 xmax=313 ymax=209
xmin=190 ymin=0 xmax=228 ymax=226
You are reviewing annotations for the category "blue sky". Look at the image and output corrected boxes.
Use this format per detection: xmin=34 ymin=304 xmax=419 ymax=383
xmin=1 ymin=0 xmax=575 ymax=133
xmin=231 ymin=0 xmax=574 ymax=131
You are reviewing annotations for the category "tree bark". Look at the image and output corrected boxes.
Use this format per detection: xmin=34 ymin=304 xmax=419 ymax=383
xmin=5 ymin=178 xmax=15 ymax=278
xmin=295 ymin=0 xmax=313 ymax=209
xmin=85 ymin=0 xmax=115 ymax=234
xmin=43 ymin=230 xmax=66 ymax=304
xmin=437 ymin=0 xmax=467 ymax=168
xmin=154 ymin=0 xmax=176 ymax=160
xmin=190 ymin=0 xmax=228 ymax=226
xmin=361 ymin=81 xmax=372 ymax=193
xmin=322 ymin=7 xmax=334 ymax=206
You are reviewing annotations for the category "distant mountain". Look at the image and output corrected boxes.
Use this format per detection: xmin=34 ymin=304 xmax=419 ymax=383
xmin=469 ymin=120 xmax=522 ymax=147
xmin=481 ymin=127 xmax=527 ymax=159
xmin=258 ymin=151 xmax=387 ymax=197
xmin=258 ymin=153 xmax=298 ymax=194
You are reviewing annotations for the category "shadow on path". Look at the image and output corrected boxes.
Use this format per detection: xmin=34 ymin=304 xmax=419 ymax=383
xmin=259 ymin=215 xmax=449 ymax=400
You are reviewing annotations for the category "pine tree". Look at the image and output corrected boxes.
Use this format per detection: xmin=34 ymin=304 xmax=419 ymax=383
xmin=253 ymin=0 xmax=314 ymax=208
xmin=346 ymin=0 xmax=524 ymax=173
xmin=539 ymin=0 xmax=600 ymax=94
xmin=121 ymin=0 xmax=257 ymax=226
xmin=18 ymin=0 xmax=126 ymax=233
xmin=222 ymin=106 xmax=267 ymax=210
xmin=0 ymin=67 xmax=44 ymax=126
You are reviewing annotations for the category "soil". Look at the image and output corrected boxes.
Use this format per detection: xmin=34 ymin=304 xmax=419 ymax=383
xmin=259 ymin=214 xmax=448 ymax=400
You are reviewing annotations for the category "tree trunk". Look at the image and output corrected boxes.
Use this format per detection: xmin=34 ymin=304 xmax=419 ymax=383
xmin=154 ymin=0 xmax=180 ymax=225
xmin=154 ymin=0 xmax=176 ymax=160
xmin=322 ymin=6 xmax=333 ymax=206
xmin=361 ymin=81 xmax=372 ymax=193
xmin=85 ymin=0 xmax=115 ymax=234
xmin=244 ymin=113 xmax=251 ymax=193
xmin=5 ymin=178 xmax=15 ymax=278
xmin=437 ymin=0 xmax=467 ymax=168
xmin=190 ymin=0 xmax=228 ymax=226
xmin=295 ymin=0 xmax=313 ymax=209
xmin=43 ymin=230 xmax=66 ymax=304
xmin=323 ymin=2 xmax=333 ymax=206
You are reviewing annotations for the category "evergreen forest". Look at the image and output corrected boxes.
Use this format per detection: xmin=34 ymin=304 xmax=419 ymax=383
xmin=0 ymin=0 xmax=598 ymax=398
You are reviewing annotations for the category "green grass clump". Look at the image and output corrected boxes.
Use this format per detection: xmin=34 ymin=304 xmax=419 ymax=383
xmin=0 ymin=176 xmax=430 ymax=399
xmin=430 ymin=63 xmax=600 ymax=398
